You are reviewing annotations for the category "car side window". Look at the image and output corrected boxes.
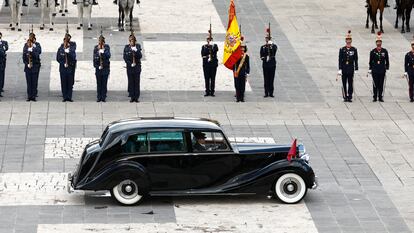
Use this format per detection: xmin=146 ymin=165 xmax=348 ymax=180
xmin=122 ymin=133 xmax=148 ymax=154
xmin=191 ymin=131 xmax=231 ymax=152
xmin=148 ymin=131 xmax=187 ymax=153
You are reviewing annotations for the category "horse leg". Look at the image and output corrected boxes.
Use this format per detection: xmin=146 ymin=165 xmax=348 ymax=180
xmin=9 ymin=2 xmax=15 ymax=30
xmin=87 ymin=5 xmax=92 ymax=30
xmin=402 ymin=10 xmax=406 ymax=33
xmin=380 ymin=10 xmax=384 ymax=33
xmin=129 ymin=8 xmax=133 ymax=28
xmin=16 ymin=3 xmax=21 ymax=31
xmin=407 ymin=9 xmax=412 ymax=32
xmin=65 ymin=0 xmax=68 ymax=13
xmin=40 ymin=1 xmax=45 ymax=30
xmin=77 ymin=4 xmax=83 ymax=29
xmin=49 ymin=1 xmax=56 ymax=31
xmin=59 ymin=0 xmax=63 ymax=13
xmin=366 ymin=7 xmax=370 ymax=28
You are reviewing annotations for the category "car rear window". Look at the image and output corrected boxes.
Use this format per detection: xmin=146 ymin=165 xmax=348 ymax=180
xmin=148 ymin=131 xmax=187 ymax=153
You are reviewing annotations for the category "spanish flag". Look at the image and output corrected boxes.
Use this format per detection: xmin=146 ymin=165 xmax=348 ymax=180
xmin=223 ymin=0 xmax=242 ymax=70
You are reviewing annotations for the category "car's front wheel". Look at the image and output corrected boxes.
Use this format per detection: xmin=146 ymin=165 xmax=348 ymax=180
xmin=274 ymin=173 xmax=307 ymax=204
xmin=111 ymin=179 xmax=144 ymax=205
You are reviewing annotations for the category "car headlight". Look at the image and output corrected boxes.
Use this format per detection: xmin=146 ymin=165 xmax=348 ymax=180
xmin=298 ymin=144 xmax=310 ymax=162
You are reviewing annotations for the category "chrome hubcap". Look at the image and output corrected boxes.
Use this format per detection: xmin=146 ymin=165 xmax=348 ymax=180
xmin=287 ymin=184 xmax=294 ymax=192
xmin=117 ymin=180 xmax=139 ymax=200
xmin=125 ymin=185 xmax=132 ymax=193
xmin=279 ymin=177 xmax=301 ymax=199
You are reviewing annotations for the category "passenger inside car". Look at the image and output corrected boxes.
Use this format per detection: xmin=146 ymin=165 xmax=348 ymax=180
xmin=193 ymin=132 xmax=207 ymax=151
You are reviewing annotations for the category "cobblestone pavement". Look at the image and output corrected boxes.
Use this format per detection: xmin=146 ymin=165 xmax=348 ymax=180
xmin=1 ymin=0 xmax=414 ymax=232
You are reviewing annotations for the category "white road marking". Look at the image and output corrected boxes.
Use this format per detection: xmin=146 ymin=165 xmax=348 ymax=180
xmin=37 ymin=202 xmax=318 ymax=232
xmin=0 ymin=173 xmax=84 ymax=206
xmin=49 ymin=41 xmax=252 ymax=92
xmin=0 ymin=24 xmax=84 ymax=53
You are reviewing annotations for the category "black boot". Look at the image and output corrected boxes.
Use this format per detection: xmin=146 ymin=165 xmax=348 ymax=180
xmin=72 ymin=0 xmax=77 ymax=5
xmin=92 ymin=0 xmax=98 ymax=5
xmin=4 ymin=0 xmax=9 ymax=7
xmin=22 ymin=0 xmax=28 ymax=6
xmin=55 ymin=0 xmax=60 ymax=6
xmin=113 ymin=0 xmax=117 ymax=4
xmin=34 ymin=0 xmax=38 ymax=7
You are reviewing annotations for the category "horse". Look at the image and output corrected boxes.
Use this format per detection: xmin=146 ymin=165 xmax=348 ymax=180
xmin=118 ymin=0 xmax=135 ymax=31
xmin=40 ymin=0 xmax=57 ymax=31
xmin=368 ymin=0 xmax=385 ymax=33
xmin=59 ymin=0 xmax=68 ymax=16
xmin=395 ymin=0 xmax=414 ymax=33
xmin=9 ymin=0 xmax=23 ymax=31
xmin=76 ymin=0 xmax=93 ymax=30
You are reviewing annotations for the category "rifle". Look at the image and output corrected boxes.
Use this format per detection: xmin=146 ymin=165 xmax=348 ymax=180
xmin=266 ymin=22 xmax=271 ymax=62
xmin=27 ymin=25 xmax=34 ymax=69
xmin=99 ymin=26 xmax=104 ymax=70
xmin=64 ymin=22 xmax=70 ymax=68
xmin=130 ymin=29 xmax=136 ymax=67
xmin=208 ymin=20 xmax=213 ymax=62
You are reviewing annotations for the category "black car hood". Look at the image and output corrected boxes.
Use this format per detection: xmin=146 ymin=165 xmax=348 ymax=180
xmin=233 ymin=143 xmax=291 ymax=154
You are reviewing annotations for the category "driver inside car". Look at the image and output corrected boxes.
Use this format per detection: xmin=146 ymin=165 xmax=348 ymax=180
xmin=193 ymin=132 xmax=207 ymax=152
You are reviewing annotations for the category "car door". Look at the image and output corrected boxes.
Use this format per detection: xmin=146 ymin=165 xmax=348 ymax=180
xmin=186 ymin=131 xmax=235 ymax=190
xmin=144 ymin=130 xmax=194 ymax=191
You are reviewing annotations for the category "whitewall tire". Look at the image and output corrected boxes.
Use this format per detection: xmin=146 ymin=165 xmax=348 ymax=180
xmin=111 ymin=179 xmax=143 ymax=205
xmin=274 ymin=173 xmax=307 ymax=204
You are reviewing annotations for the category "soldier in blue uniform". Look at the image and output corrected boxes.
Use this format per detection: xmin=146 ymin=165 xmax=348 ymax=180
xmin=56 ymin=32 xmax=77 ymax=102
xmin=233 ymin=44 xmax=250 ymax=102
xmin=404 ymin=38 xmax=414 ymax=102
xmin=123 ymin=31 xmax=142 ymax=103
xmin=28 ymin=32 xmax=42 ymax=98
xmin=23 ymin=34 xmax=41 ymax=102
xmin=369 ymin=32 xmax=389 ymax=102
xmin=260 ymin=25 xmax=277 ymax=98
xmin=93 ymin=31 xmax=111 ymax=102
xmin=338 ymin=30 xmax=358 ymax=102
xmin=0 ymin=32 xmax=9 ymax=98
xmin=201 ymin=26 xmax=218 ymax=97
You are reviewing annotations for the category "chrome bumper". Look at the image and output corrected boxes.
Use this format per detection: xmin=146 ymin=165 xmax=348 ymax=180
xmin=312 ymin=176 xmax=318 ymax=189
xmin=67 ymin=172 xmax=74 ymax=193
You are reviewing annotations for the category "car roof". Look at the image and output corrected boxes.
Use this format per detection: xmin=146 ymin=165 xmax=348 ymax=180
xmin=106 ymin=117 xmax=223 ymax=134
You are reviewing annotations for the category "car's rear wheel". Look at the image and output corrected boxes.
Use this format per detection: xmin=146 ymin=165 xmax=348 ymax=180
xmin=111 ymin=179 xmax=143 ymax=205
xmin=274 ymin=173 xmax=307 ymax=204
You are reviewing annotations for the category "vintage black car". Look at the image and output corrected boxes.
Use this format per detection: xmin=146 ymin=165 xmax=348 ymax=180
xmin=68 ymin=117 xmax=317 ymax=205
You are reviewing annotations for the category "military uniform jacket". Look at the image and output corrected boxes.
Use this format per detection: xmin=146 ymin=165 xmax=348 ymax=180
xmin=260 ymin=43 xmax=277 ymax=67
xmin=0 ymin=40 xmax=9 ymax=65
xmin=233 ymin=54 xmax=250 ymax=78
xmin=123 ymin=44 xmax=142 ymax=69
xmin=404 ymin=51 xmax=414 ymax=76
xmin=23 ymin=43 xmax=42 ymax=72
xmin=93 ymin=44 xmax=111 ymax=72
xmin=56 ymin=44 xmax=77 ymax=71
xmin=201 ymin=43 xmax=218 ymax=67
xmin=338 ymin=46 xmax=358 ymax=74
xmin=369 ymin=48 xmax=389 ymax=73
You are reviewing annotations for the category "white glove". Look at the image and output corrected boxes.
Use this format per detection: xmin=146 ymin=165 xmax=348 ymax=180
xmin=404 ymin=72 xmax=408 ymax=76
xmin=268 ymin=40 xmax=273 ymax=45
xmin=99 ymin=49 xmax=104 ymax=54
xmin=64 ymin=48 xmax=70 ymax=53
xmin=33 ymin=44 xmax=36 ymax=48
xmin=368 ymin=70 xmax=372 ymax=74
xmin=131 ymin=46 xmax=137 ymax=52
xmin=354 ymin=70 xmax=358 ymax=75
xmin=338 ymin=70 xmax=342 ymax=75
xmin=28 ymin=47 xmax=33 ymax=52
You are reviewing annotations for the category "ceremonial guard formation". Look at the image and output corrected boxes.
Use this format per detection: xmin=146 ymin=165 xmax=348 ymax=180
xmin=201 ymin=25 xmax=219 ymax=97
xmin=338 ymin=30 xmax=358 ymax=102
xmin=233 ymin=39 xmax=250 ymax=102
xmin=123 ymin=30 xmax=142 ymax=103
xmin=93 ymin=28 xmax=111 ymax=102
xmin=260 ymin=24 xmax=277 ymax=98
xmin=369 ymin=32 xmax=389 ymax=102
xmin=404 ymin=38 xmax=414 ymax=102
xmin=23 ymin=29 xmax=42 ymax=102
xmin=0 ymin=32 xmax=8 ymax=99
xmin=56 ymin=26 xmax=77 ymax=102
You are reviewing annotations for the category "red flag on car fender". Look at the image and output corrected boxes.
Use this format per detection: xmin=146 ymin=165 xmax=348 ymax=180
xmin=287 ymin=139 xmax=297 ymax=162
